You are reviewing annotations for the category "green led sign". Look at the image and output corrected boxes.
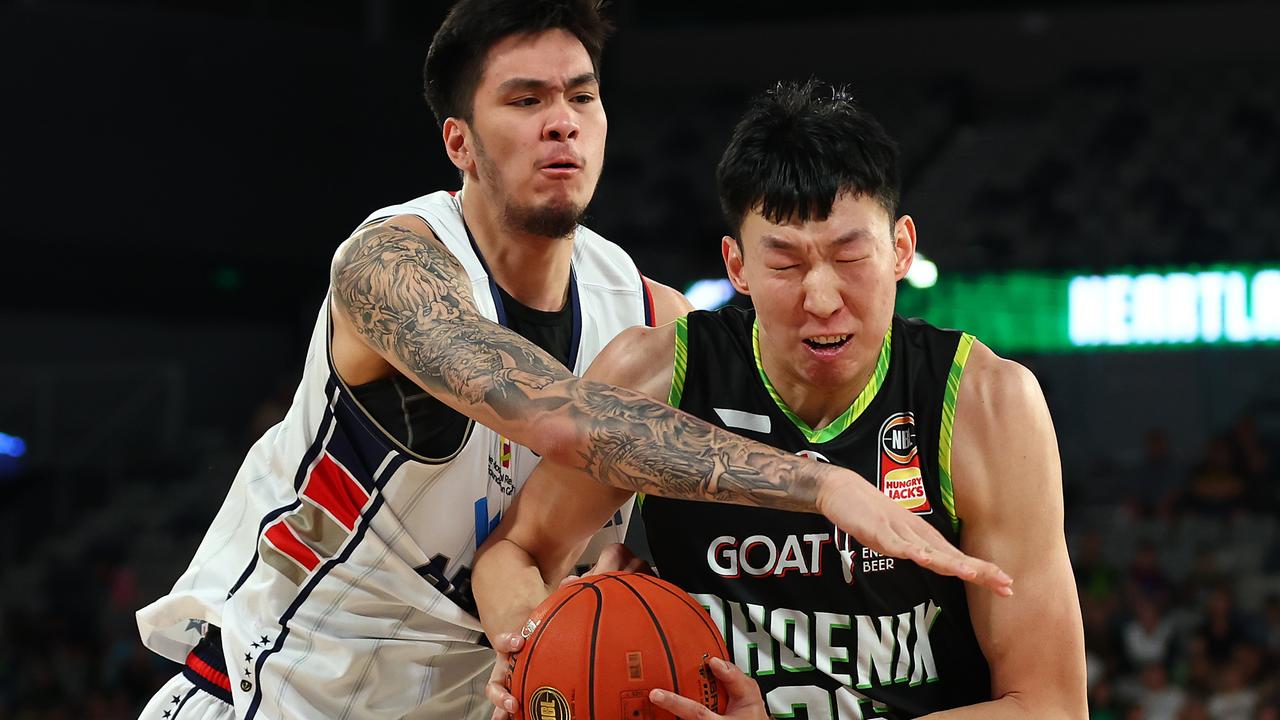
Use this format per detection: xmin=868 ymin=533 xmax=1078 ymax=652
xmin=895 ymin=264 xmax=1280 ymax=354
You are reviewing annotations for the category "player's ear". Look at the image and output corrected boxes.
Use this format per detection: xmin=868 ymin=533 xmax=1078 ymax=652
xmin=443 ymin=118 xmax=472 ymax=173
xmin=722 ymin=236 xmax=751 ymax=295
xmin=892 ymin=215 xmax=917 ymax=282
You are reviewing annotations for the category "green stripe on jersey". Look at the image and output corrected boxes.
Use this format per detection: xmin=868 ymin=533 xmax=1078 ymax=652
xmin=668 ymin=316 xmax=689 ymax=408
xmin=938 ymin=333 xmax=975 ymax=532
xmin=752 ymin=321 xmax=892 ymax=444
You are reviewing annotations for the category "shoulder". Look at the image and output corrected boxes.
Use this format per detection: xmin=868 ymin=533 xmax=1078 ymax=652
xmin=956 ymin=341 xmax=1045 ymax=421
xmin=584 ymin=322 xmax=680 ymax=401
xmin=643 ymin=277 xmax=694 ymax=325
xmin=331 ymin=214 xmax=453 ymax=274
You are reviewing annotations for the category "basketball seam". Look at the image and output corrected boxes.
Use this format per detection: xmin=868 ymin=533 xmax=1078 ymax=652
xmin=630 ymin=573 xmax=730 ymax=658
xmin=586 ymin=584 xmax=603 ymax=720
xmin=607 ymin=575 xmax=681 ymax=696
xmin=518 ymin=583 xmax=590 ymax=715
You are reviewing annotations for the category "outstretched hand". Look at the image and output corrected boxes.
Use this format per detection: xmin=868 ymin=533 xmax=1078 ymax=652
xmin=820 ymin=474 xmax=1014 ymax=596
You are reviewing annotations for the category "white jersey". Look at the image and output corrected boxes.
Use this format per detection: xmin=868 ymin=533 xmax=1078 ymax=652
xmin=137 ymin=190 xmax=653 ymax=719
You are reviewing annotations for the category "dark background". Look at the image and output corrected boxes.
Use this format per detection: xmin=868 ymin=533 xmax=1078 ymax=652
xmin=1 ymin=1 xmax=1278 ymax=717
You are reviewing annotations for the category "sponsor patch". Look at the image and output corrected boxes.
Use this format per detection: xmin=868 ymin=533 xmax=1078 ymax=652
xmin=878 ymin=413 xmax=931 ymax=514
xmin=529 ymin=686 xmax=572 ymax=720
xmin=488 ymin=436 xmax=516 ymax=496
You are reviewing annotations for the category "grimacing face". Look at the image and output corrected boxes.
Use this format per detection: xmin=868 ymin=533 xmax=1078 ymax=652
xmin=723 ymin=192 xmax=916 ymax=396
xmin=449 ymin=28 xmax=606 ymax=238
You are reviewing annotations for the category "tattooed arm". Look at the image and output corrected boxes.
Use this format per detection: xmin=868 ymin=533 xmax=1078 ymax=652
xmin=330 ymin=218 xmax=1007 ymax=585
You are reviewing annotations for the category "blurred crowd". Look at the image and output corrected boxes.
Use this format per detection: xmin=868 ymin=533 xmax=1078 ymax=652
xmin=1078 ymin=413 xmax=1280 ymax=720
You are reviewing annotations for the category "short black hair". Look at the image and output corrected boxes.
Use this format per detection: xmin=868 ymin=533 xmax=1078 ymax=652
xmin=423 ymin=0 xmax=612 ymax=126
xmin=716 ymin=79 xmax=901 ymax=236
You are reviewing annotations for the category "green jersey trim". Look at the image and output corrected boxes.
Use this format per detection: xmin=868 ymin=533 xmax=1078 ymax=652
xmin=668 ymin=316 xmax=689 ymax=408
xmin=938 ymin=333 xmax=975 ymax=532
xmin=751 ymin=320 xmax=893 ymax=444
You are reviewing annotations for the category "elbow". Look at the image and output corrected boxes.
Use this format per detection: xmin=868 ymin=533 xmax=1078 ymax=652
xmin=535 ymin=416 xmax=584 ymax=470
xmin=998 ymin=691 xmax=1086 ymax=720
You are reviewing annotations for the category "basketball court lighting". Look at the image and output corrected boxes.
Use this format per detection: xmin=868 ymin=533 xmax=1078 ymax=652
xmin=906 ymin=253 xmax=938 ymax=289
xmin=683 ymin=278 xmax=738 ymax=310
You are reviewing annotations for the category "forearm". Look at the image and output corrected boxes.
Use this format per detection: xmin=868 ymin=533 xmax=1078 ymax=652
xmin=472 ymin=538 xmax=558 ymax=642
xmin=331 ymin=222 xmax=843 ymax=512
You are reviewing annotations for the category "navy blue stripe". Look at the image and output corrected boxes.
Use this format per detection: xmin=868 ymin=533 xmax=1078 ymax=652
xmin=226 ymin=378 xmax=338 ymax=599
xmin=320 ymin=411 xmax=378 ymax=493
xmin=243 ymin=454 xmax=411 ymax=719
xmin=180 ymin=664 xmax=233 ymax=705
xmin=639 ymin=271 xmax=654 ymax=327
xmin=170 ymin=685 xmax=204 ymax=716
xmin=463 ymin=220 xmax=509 ymax=327
xmin=566 ymin=266 xmax=583 ymax=371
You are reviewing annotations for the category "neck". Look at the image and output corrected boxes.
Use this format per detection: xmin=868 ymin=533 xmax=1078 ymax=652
xmin=758 ymin=328 xmax=882 ymax=432
xmin=460 ymin=183 xmax=575 ymax=312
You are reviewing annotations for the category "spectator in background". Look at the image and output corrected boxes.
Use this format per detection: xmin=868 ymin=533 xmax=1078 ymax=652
xmin=1208 ymin=664 xmax=1259 ymax=720
xmin=1121 ymin=663 xmax=1186 ymax=720
xmin=1184 ymin=437 xmax=1248 ymax=517
xmin=1183 ymin=549 xmax=1228 ymax=609
xmin=1090 ymin=679 xmax=1125 ymax=720
xmin=1129 ymin=540 xmax=1174 ymax=606
xmin=1177 ymin=635 xmax=1218 ymax=697
xmin=1176 ymin=697 xmax=1210 ymax=720
xmin=1125 ymin=595 xmax=1177 ymax=668
xmin=1228 ymin=414 xmax=1271 ymax=492
xmin=1260 ymin=594 xmax=1280 ymax=658
xmin=1201 ymin=586 xmax=1248 ymax=664
xmin=1135 ymin=428 xmax=1181 ymax=517
xmin=1078 ymin=530 xmax=1124 ymax=603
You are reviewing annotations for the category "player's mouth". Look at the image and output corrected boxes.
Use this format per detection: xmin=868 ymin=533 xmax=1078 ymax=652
xmin=538 ymin=155 xmax=583 ymax=179
xmin=803 ymin=334 xmax=851 ymax=356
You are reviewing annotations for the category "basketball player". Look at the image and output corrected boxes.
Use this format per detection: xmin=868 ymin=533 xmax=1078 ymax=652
xmin=133 ymin=3 xmax=1008 ymax=718
xmin=475 ymin=80 xmax=1086 ymax=719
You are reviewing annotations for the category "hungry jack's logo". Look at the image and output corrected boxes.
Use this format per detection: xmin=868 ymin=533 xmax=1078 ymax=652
xmin=879 ymin=413 xmax=931 ymax=514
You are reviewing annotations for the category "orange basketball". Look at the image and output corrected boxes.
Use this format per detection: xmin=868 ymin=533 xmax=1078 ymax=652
xmin=508 ymin=571 xmax=731 ymax=720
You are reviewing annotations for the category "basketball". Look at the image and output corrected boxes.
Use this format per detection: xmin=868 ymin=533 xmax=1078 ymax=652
xmin=507 ymin=572 xmax=731 ymax=720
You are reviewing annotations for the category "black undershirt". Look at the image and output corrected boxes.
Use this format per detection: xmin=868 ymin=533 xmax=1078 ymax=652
xmin=349 ymin=285 xmax=574 ymax=459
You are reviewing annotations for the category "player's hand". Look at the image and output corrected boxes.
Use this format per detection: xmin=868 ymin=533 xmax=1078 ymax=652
xmin=485 ymin=631 xmax=523 ymax=720
xmin=818 ymin=471 xmax=1014 ymax=597
xmin=649 ymin=656 xmax=768 ymax=720
xmin=559 ymin=542 xmax=652 ymax=587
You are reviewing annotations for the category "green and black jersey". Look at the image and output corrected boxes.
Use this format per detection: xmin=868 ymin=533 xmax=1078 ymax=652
xmin=640 ymin=307 xmax=990 ymax=719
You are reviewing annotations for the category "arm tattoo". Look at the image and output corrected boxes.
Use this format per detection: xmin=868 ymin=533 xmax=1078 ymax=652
xmin=570 ymin=380 xmax=820 ymax=510
xmin=331 ymin=223 xmax=825 ymax=510
xmin=332 ymin=224 xmax=573 ymax=416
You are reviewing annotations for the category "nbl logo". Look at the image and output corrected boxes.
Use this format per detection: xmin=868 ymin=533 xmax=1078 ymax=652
xmin=881 ymin=415 xmax=918 ymax=464
xmin=878 ymin=413 xmax=931 ymax=514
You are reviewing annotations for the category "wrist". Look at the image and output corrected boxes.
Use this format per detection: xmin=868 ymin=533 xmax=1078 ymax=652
xmin=813 ymin=464 xmax=856 ymax=516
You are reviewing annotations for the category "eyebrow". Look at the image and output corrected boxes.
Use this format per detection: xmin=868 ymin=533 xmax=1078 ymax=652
xmin=496 ymin=72 xmax=599 ymax=95
xmin=759 ymin=229 xmax=876 ymax=252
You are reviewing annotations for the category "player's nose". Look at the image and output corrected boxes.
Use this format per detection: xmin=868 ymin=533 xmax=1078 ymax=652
xmin=543 ymin=108 xmax=579 ymax=143
xmin=801 ymin=268 xmax=843 ymax=318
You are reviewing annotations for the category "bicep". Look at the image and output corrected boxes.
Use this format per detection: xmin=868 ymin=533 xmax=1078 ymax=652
xmin=952 ymin=353 xmax=1086 ymax=715
xmin=329 ymin=217 xmax=576 ymax=434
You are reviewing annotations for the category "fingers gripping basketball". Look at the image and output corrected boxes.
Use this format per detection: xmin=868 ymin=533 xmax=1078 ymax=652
xmin=508 ymin=572 xmax=730 ymax=719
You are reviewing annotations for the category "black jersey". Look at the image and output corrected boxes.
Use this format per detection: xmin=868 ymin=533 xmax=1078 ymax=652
xmin=640 ymin=307 xmax=989 ymax=719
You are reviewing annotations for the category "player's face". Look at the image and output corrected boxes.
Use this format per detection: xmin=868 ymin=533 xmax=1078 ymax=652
xmin=460 ymin=29 xmax=606 ymax=237
xmin=724 ymin=192 xmax=916 ymax=392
